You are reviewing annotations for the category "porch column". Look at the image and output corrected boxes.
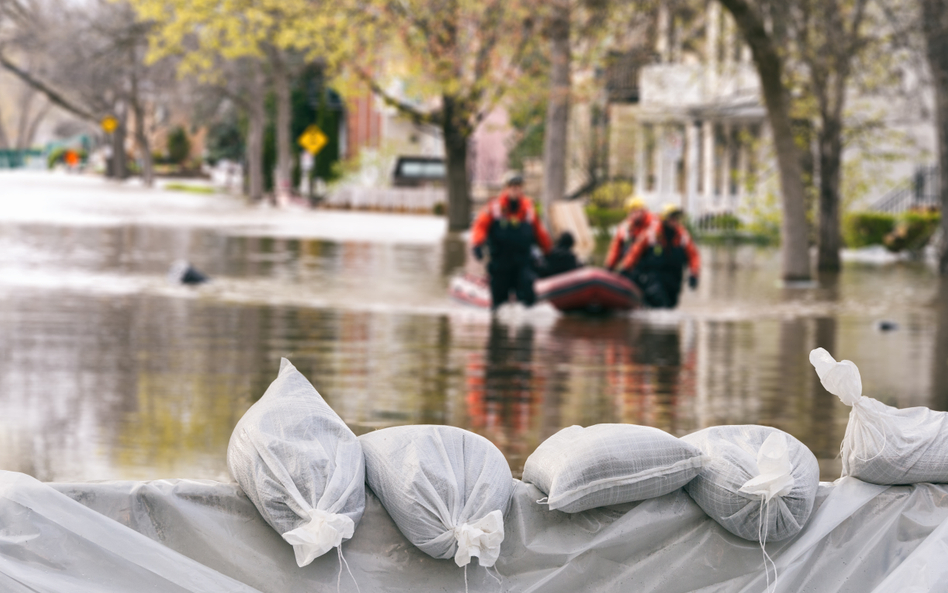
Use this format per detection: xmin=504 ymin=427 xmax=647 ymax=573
xmin=702 ymin=120 xmax=715 ymax=202
xmin=686 ymin=120 xmax=700 ymax=215
xmin=636 ymin=123 xmax=646 ymax=196
xmin=737 ymin=123 xmax=748 ymax=209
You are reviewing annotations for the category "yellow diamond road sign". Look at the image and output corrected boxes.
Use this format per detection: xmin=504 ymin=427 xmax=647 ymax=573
xmin=101 ymin=115 xmax=118 ymax=134
xmin=298 ymin=125 xmax=327 ymax=155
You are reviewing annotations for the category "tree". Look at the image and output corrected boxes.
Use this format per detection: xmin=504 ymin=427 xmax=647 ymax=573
xmin=919 ymin=0 xmax=948 ymax=273
xmin=0 ymin=0 xmax=175 ymax=184
xmin=718 ymin=0 xmax=812 ymax=281
xmin=786 ymin=0 xmax=873 ymax=272
xmin=166 ymin=125 xmax=190 ymax=164
xmin=542 ymin=0 xmax=570 ymax=224
xmin=339 ymin=0 xmax=538 ymax=231
xmin=129 ymin=0 xmax=322 ymax=200
xmin=538 ymin=0 xmax=650 ymax=221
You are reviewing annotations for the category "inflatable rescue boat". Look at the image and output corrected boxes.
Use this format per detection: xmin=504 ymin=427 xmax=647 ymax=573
xmin=535 ymin=267 xmax=643 ymax=313
xmin=449 ymin=268 xmax=643 ymax=313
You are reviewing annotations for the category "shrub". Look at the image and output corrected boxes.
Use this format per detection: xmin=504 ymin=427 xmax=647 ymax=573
xmin=884 ymin=209 xmax=941 ymax=252
xmin=47 ymin=147 xmax=87 ymax=168
xmin=167 ymin=127 xmax=191 ymax=165
xmin=588 ymin=181 xmax=634 ymax=209
xmin=842 ymin=211 xmax=896 ymax=248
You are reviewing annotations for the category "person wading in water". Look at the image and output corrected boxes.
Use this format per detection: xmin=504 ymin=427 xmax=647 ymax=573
xmin=470 ymin=173 xmax=552 ymax=310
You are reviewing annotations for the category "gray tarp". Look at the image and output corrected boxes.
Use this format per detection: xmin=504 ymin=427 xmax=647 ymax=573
xmin=3 ymin=470 xmax=948 ymax=592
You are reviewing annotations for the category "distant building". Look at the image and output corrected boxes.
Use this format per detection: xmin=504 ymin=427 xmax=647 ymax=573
xmin=581 ymin=2 xmax=935 ymax=217
xmin=342 ymin=82 xmax=512 ymax=199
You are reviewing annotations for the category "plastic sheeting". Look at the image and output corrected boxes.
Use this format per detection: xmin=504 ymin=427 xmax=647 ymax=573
xmin=4 ymin=470 xmax=948 ymax=592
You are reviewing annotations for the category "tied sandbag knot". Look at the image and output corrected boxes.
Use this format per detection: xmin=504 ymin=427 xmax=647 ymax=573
xmin=739 ymin=433 xmax=794 ymax=503
xmin=809 ymin=347 xmax=862 ymax=406
xmin=810 ymin=348 xmax=888 ymax=462
xmin=738 ymin=432 xmax=795 ymax=593
xmin=453 ymin=510 xmax=504 ymax=567
xmin=282 ymin=508 xmax=355 ymax=567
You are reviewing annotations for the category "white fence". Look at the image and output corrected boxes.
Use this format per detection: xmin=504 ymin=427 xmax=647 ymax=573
xmin=324 ymin=186 xmax=446 ymax=213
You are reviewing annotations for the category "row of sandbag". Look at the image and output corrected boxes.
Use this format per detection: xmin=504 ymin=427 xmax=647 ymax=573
xmin=227 ymin=349 xmax=948 ymax=570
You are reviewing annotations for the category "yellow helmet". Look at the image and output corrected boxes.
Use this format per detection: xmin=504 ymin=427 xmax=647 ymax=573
xmin=661 ymin=203 xmax=684 ymax=218
xmin=624 ymin=195 xmax=647 ymax=211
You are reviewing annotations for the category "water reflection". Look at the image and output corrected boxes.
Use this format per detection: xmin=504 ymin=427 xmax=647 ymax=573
xmin=458 ymin=316 xmax=701 ymax=476
xmin=0 ymin=196 xmax=945 ymax=484
xmin=465 ymin=320 xmax=539 ymax=474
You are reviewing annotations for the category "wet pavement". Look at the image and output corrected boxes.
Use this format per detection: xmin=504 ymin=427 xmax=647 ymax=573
xmin=1 ymin=171 xmax=945 ymax=482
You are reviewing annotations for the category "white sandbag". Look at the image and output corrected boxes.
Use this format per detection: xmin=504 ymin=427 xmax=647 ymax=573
xmin=227 ymin=358 xmax=365 ymax=567
xmin=522 ymin=424 xmax=708 ymax=513
xmin=682 ymin=425 xmax=819 ymax=542
xmin=811 ymin=347 xmax=948 ymax=485
xmin=359 ymin=425 xmax=512 ymax=567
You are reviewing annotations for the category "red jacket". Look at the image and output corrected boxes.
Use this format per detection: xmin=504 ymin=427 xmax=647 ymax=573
xmin=470 ymin=191 xmax=553 ymax=254
xmin=619 ymin=219 xmax=700 ymax=275
xmin=605 ymin=211 xmax=657 ymax=270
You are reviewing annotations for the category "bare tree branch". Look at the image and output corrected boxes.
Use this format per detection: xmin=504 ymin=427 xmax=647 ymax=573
xmin=352 ymin=64 xmax=442 ymax=126
xmin=0 ymin=50 xmax=98 ymax=121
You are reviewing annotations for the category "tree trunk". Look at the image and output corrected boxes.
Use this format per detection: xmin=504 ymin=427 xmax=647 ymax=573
xmin=271 ymin=51 xmax=293 ymax=205
xmin=719 ymin=0 xmax=811 ymax=281
xmin=15 ymin=86 xmax=35 ymax=149
xmin=442 ymin=94 xmax=472 ymax=231
xmin=246 ymin=69 xmax=266 ymax=202
xmin=921 ymin=0 xmax=948 ymax=274
xmin=0 ymin=105 xmax=10 ymax=149
xmin=111 ymin=105 xmax=128 ymax=179
xmin=129 ymin=47 xmax=153 ymax=187
xmin=23 ymin=102 xmax=51 ymax=149
xmin=131 ymin=98 xmax=153 ymax=187
xmin=542 ymin=0 xmax=571 ymax=227
xmin=817 ymin=116 xmax=843 ymax=270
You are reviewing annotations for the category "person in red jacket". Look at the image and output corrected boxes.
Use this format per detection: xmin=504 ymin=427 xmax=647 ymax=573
xmin=604 ymin=196 xmax=656 ymax=271
xmin=618 ymin=204 xmax=700 ymax=308
xmin=471 ymin=173 xmax=552 ymax=310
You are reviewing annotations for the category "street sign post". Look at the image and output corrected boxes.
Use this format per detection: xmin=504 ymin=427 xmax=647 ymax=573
xmin=298 ymin=125 xmax=327 ymax=201
xmin=298 ymin=125 xmax=327 ymax=156
xmin=101 ymin=116 xmax=118 ymax=134
xmin=300 ymin=152 xmax=314 ymax=197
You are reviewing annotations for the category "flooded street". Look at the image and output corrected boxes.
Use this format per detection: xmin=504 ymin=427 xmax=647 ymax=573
xmin=1 ymin=171 xmax=945 ymax=483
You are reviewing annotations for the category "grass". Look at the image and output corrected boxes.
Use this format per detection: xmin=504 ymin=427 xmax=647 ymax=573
xmin=165 ymin=183 xmax=217 ymax=194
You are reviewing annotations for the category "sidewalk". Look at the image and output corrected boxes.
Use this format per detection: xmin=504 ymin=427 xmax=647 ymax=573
xmin=0 ymin=170 xmax=449 ymax=245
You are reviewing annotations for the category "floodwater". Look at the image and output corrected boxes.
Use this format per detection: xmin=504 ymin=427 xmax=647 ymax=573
xmin=1 ymin=171 xmax=946 ymax=483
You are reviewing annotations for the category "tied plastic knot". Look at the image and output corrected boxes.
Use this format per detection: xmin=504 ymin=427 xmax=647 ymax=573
xmin=739 ymin=432 xmax=794 ymax=502
xmin=809 ymin=348 xmax=862 ymax=406
xmin=453 ymin=509 xmax=504 ymax=568
xmin=282 ymin=509 xmax=355 ymax=567
xmin=739 ymin=432 xmax=794 ymax=593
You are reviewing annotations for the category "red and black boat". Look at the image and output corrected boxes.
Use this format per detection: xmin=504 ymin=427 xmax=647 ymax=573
xmin=449 ymin=267 xmax=643 ymax=313
xmin=535 ymin=267 xmax=643 ymax=313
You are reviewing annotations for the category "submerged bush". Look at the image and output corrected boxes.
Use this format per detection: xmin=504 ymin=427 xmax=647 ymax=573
xmin=842 ymin=212 xmax=896 ymax=248
xmin=884 ymin=210 xmax=941 ymax=252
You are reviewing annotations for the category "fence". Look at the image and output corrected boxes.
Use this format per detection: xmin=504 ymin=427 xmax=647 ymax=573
xmin=323 ymin=186 xmax=446 ymax=213
xmin=870 ymin=165 xmax=941 ymax=214
xmin=0 ymin=149 xmax=46 ymax=170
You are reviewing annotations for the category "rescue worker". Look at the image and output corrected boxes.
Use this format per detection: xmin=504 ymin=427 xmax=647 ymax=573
xmin=604 ymin=195 xmax=656 ymax=271
xmin=537 ymin=231 xmax=583 ymax=278
xmin=617 ymin=203 xmax=700 ymax=308
xmin=471 ymin=173 xmax=552 ymax=310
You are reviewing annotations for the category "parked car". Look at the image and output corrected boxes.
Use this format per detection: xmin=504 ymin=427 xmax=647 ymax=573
xmin=392 ymin=156 xmax=445 ymax=188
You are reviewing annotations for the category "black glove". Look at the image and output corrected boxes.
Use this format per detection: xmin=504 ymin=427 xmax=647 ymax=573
xmin=688 ymin=274 xmax=699 ymax=290
xmin=472 ymin=244 xmax=484 ymax=261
